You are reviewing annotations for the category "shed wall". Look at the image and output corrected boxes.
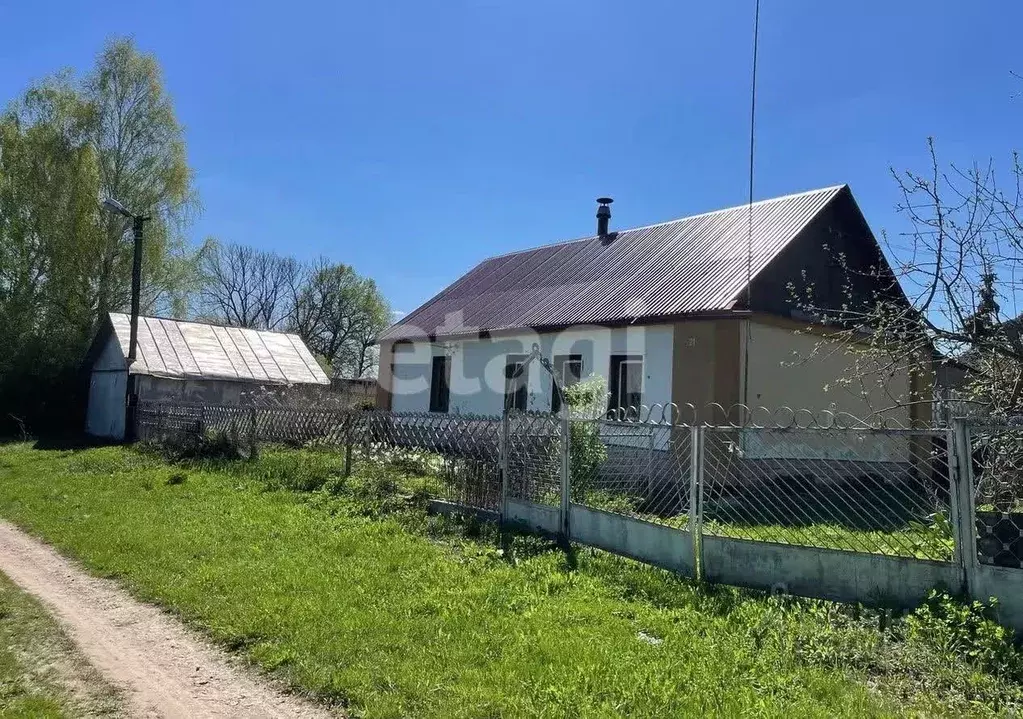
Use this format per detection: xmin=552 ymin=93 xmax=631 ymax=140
xmin=85 ymin=370 xmax=127 ymax=440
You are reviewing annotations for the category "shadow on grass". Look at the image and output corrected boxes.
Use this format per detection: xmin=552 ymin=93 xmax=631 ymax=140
xmin=0 ymin=433 xmax=115 ymax=451
xmin=31 ymin=434 xmax=115 ymax=451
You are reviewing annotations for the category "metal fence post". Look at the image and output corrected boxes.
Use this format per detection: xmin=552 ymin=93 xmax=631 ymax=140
xmin=500 ymin=411 xmax=510 ymax=523
xmin=647 ymin=429 xmax=655 ymax=497
xmin=560 ymin=411 xmax=571 ymax=542
xmin=688 ymin=425 xmax=704 ymax=579
xmin=951 ymin=419 xmax=979 ymax=596
xmin=249 ymin=406 xmax=259 ymax=458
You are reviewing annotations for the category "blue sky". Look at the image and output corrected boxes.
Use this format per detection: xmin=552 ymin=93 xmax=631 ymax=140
xmin=1 ymin=1 xmax=1021 ymax=316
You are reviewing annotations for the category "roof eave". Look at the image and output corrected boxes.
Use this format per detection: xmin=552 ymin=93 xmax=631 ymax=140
xmin=377 ymin=309 xmax=753 ymax=344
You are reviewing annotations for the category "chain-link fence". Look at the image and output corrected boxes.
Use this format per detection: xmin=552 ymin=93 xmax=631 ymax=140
xmin=135 ymin=400 xmax=983 ymax=565
xmin=700 ymin=427 xmax=953 ymax=560
xmin=569 ymin=420 xmax=692 ymax=529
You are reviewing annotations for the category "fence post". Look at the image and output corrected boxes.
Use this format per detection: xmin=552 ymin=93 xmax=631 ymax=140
xmin=560 ymin=411 xmax=571 ymax=542
xmin=647 ymin=430 xmax=655 ymax=497
xmin=343 ymin=412 xmax=353 ymax=478
xmin=248 ymin=407 xmax=257 ymax=458
xmin=951 ymin=419 xmax=979 ymax=596
xmin=500 ymin=411 xmax=510 ymax=523
xmin=688 ymin=425 xmax=704 ymax=579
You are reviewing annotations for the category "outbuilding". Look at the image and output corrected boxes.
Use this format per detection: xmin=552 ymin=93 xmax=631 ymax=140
xmin=84 ymin=312 xmax=330 ymax=440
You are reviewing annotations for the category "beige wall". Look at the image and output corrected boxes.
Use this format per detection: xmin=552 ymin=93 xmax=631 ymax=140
xmin=744 ymin=319 xmax=912 ymax=425
xmin=671 ymin=319 xmax=741 ymax=423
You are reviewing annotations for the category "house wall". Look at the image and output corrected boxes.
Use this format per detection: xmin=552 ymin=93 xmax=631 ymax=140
xmin=742 ymin=317 xmax=914 ymax=461
xmin=85 ymin=370 xmax=127 ymax=439
xmin=92 ymin=334 xmax=125 ymax=371
xmin=135 ymin=376 xmax=331 ymax=406
xmin=136 ymin=376 xmax=254 ymax=405
xmin=670 ymin=319 xmax=743 ymax=423
xmin=744 ymin=319 xmax=911 ymax=422
xmin=389 ymin=324 xmax=675 ymax=417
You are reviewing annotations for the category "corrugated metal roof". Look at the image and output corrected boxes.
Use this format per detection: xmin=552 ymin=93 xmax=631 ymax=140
xmin=380 ymin=185 xmax=847 ymax=341
xmin=107 ymin=313 xmax=330 ymax=385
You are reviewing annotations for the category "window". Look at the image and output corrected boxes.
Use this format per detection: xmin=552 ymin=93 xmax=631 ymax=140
xmin=551 ymin=354 xmax=583 ymax=414
xmin=429 ymin=356 xmax=450 ymax=413
xmin=608 ymin=355 xmax=643 ymax=414
xmin=504 ymin=354 xmax=528 ymax=411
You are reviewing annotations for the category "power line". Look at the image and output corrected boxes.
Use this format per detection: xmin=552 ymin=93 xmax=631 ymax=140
xmin=746 ymin=0 xmax=760 ymax=308
xmin=743 ymin=0 xmax=761 ymax=410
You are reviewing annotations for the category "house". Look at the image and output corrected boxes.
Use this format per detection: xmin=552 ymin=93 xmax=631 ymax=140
xmin=84 ymin=313 xmax=330 ymax=440
xmin=375 ymin=185 xmax=930 ymax=430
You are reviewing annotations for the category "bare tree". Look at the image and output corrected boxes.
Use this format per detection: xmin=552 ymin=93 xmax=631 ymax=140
xmin=792 ymin=139 xmax=1023 ymax=420
xmin=198 ymin=240 xmax=300 ymax=329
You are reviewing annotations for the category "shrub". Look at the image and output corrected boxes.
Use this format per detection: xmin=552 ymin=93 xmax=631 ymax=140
xmin=564 ymin=375 xmax=609 ymax=495
xmin=159 ymin=428 xmax=253 ymax=462
xmin=905 ymin=591 xmax=1023 ymax=680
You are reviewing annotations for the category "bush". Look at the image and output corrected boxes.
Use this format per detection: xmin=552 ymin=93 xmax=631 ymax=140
xmin=905 ymin=591 xmax=1023 ymax=680
xmin=160 ymin=428 xmax=254 ymax=462
xmin=564 ymin=375 xmax=608 ymax=494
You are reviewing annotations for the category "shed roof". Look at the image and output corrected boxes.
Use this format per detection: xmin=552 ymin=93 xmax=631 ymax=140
xmin=380 ymin=185 xmax=849 ymax=341
xmin=99 ymin=313 xmax=330 ymax=385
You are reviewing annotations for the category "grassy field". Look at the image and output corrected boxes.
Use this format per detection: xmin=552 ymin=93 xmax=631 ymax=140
xmin=0 ymin=442 xmax=1021 ymax=718
xmin=0 ymin=570 xmax=122 ymax=717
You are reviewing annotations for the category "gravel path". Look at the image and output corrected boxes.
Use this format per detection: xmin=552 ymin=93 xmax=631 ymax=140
xmin=0 ymin=520 xmax=336 ymax=718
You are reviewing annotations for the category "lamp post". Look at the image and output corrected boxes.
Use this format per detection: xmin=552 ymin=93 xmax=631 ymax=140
xmin=102 ymin=198 xmax=151 ymax=440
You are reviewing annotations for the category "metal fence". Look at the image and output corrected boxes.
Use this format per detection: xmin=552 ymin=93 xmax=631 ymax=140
xmin=136 ymin=400 xmax=1023 ymax=631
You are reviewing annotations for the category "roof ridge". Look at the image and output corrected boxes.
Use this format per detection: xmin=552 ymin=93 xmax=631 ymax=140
xmin=478 ymin=185 xmax=847 ymax=263
xmin=107 ymin=312 xmax=298 ymax=337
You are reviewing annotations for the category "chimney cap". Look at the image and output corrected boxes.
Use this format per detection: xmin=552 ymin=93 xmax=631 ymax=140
xmin=597 ymin=197 xmax=614 ymax=205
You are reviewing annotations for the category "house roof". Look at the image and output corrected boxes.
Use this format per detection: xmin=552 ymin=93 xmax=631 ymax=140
xmin=97 ymin=313 xmax=330 ymax=385
xmin=380 ymin=185 xmax=848 ymax=341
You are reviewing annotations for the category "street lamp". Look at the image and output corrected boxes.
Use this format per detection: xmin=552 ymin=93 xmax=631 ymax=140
xmin=102 ymin=198 xmax=151 ymax=440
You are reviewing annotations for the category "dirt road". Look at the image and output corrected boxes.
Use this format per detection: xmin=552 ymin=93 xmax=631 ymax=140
xmin=0 ymin=520 xmax=336 ymax=718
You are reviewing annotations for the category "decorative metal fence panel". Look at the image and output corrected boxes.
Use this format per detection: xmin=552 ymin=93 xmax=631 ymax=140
xmin=971 ymin=425 xmax=1023 ymax=568
xmin=505 ymin=412 xmax=562 ymax=506
xmin=138 ymin=401 xmax=505 ymax=512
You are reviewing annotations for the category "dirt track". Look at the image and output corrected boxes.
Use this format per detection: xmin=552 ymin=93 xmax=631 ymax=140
xmin=0 ymin=520 xmax=336 ymax=718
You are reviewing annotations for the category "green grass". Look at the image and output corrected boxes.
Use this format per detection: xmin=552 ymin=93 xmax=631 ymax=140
xmin=0 ymin=442 xmax=1020 ymax=717
xmin=0 ymin=570 xmax=121 ymax=717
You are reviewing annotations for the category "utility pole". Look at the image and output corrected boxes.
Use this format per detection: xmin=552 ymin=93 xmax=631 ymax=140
xmin=102 ymin=198 xmax=151 ymax=441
